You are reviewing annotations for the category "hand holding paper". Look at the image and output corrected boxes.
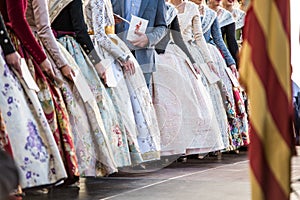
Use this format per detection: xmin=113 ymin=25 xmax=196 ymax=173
xmin=61 ymin=65 xmax=75 ymax=81
xmin=225 ymin=67 xmax=240 ymax=87
xmin=5 ymin=52 xmax=22 ymax=76
xmin=100 ymin=59 xmax=118 ymax=87
xmin=207 ymin=62 xmax=218 ymax=75
xmin=126 ymin=15 xmax=149 ymax=47
xmin=130 ymin=31 xmax=149 ymax=48
xmin=95 ymin=62 xmax=106 ymax=82
xmin=20 ymin=58 xmax=40 ymax=92
xmin=199 ymin=63 xmax=220 ymax=84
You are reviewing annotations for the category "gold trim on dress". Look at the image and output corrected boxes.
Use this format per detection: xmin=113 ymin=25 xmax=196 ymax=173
xmin=88 ymin=26 xmax=114 ymax=35
xmin=88 ymin=26 xmax=118 ymax=45
xmin=105 ymin=26 xmax=118 ymax=45
xmin=105 ymin=26 xmax=115 ymax=35
xmin=88 ymin=30 xmax=94 ymax=35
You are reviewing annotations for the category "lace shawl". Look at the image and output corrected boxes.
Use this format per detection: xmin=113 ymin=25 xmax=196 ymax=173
xmin=232 ymin=8 xmax=245 ymax=30
xmin=217 ymin=7 xmax=235 ymax=28
xmin=201 ymin=5 xmax=217 ymax=34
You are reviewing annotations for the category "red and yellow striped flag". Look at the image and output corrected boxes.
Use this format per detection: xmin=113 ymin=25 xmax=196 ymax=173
xmin=239 ymin=1 xmax=295 ymax=200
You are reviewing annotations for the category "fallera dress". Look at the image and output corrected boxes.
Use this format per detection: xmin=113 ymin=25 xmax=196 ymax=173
xmin=153 ymin=3 xmax=224 ymax=155
xmin=49 ymin=0 xmax=143 ymax=170
xmin=0 ymin=48 xmax=67 ymax=189
xmin=28 ymin=0 xmax=118 ymax=177
xmin=200 ymin=5 xmax=249 ymax=147
xmin=84 ymin=0 xmax=161 ymax=161
xmin=176 ymin=1 xmax=230 ymax=149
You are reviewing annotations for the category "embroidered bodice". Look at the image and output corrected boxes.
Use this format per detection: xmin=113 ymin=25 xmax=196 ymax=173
xmin=177 ymin=1 xmax=212 ymax=63
xmin=26 ymin=0 xmax=67 ymax=68
xmin=84 ymin=0 xmax=126 ymax=60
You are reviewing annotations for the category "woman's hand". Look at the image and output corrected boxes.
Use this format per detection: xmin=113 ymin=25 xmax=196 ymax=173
xmin=229 ymin=64 xmax=238 ymax=78
xmin=41 ymin=59 xmax=64 ymax=87
xmin=60 ymin=64 xmax=75 ymax=81
xmin=120 ymin=59 xmax=135 ymax=75
xmin=207 ymin=61 xmax=218 ymax=75
xmin=40 ymin=58 xmax=55 ymax=78
xmin=95 ymin=62 xmax=107 ymax=83
xmin=5 ymin=52 xmax=22 ymax=76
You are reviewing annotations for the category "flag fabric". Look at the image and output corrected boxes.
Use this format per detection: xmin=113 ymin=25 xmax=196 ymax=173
xmin=239 ymin=1 xmax=295 ymax=200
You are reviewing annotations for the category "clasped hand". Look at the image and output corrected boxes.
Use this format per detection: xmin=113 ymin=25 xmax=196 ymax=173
xmin=118 ymin=59 xmax=135 ymax=75
xmin=60 ymin=65 xmax=75 ymax=81
xmin=5 ymin=52 xmax=22 ymax=76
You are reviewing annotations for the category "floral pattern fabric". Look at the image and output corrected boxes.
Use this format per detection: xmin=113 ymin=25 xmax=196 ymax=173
xmin=9 ymin=32 xmax=80 ymax=181
xmin=58 ymin=36 xmax=142 ymax=167
xmin=0 ymin=49 xmax=67 ymax=189
xmin=84 ymin=0 xmax=161 ymax=161
xmin=52 ymin=42 xmax=118 ymax=176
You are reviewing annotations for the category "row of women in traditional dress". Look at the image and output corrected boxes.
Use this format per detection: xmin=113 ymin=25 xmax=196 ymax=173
xmin=154 ymin=0 xmax=248 ymax=155
xmin=0 ymin=0 xmax=249 ymax=193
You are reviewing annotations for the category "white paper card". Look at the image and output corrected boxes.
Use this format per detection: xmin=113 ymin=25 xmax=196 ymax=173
xmin=225 ymin=67 xmax=240 ymax=87
xmin=20 ymin=58 xmax=40 ymax=92
xmin=126 ymin=15 xmax=149 ymax=41
xmin=71 ymin=70 xmax=94 ymax=102
xmin=185 ymin=58 xmax=198 ymax=79
xmin=199 ymin=63 xmax=220 ymax=84
xmin=101 ymin=59 xmax=118 ymax=87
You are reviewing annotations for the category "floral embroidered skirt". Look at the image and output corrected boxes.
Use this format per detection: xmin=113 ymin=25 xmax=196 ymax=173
xmin=51 ymin=42 xmax=119 ymax=176
xmin=57 ymin=36 xmax=140 ymax=168
xmin=0 ymin=48 xmax=67 ymax=189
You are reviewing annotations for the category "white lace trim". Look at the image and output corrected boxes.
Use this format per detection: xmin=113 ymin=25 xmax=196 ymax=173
xmin=201 ymin=6 xmax=217 ymax=34
xmin=217 ymin=7 xmax=235 ymax=28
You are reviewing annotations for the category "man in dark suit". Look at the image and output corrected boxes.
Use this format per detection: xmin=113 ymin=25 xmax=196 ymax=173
xmin=111 ymin=0 xmax=167 ymax=88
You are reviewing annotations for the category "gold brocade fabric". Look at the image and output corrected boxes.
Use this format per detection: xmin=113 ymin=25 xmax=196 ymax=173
xmin=105 ymin=25 xmax=115 ymax=35
xmin=89 ymin=26 xmax=118 ymax=45
xmin=88 ymin=26 xmax=115 ymax=35
xmin=105 ymin=26 xmax=118 ymax=44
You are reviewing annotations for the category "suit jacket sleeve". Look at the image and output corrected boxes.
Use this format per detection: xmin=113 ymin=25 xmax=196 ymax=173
xmin=146 ymin=0 xmax=167 ymax=47
xmin=68 ymin=0 xmax=101 ymax=65
xmin=31 ymin=0 xmax=67 ymax=68
xmin=0 ymin=14 xmax=15 ymax=56
xmin=6 ymin=0 xmax=46 ymax=64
